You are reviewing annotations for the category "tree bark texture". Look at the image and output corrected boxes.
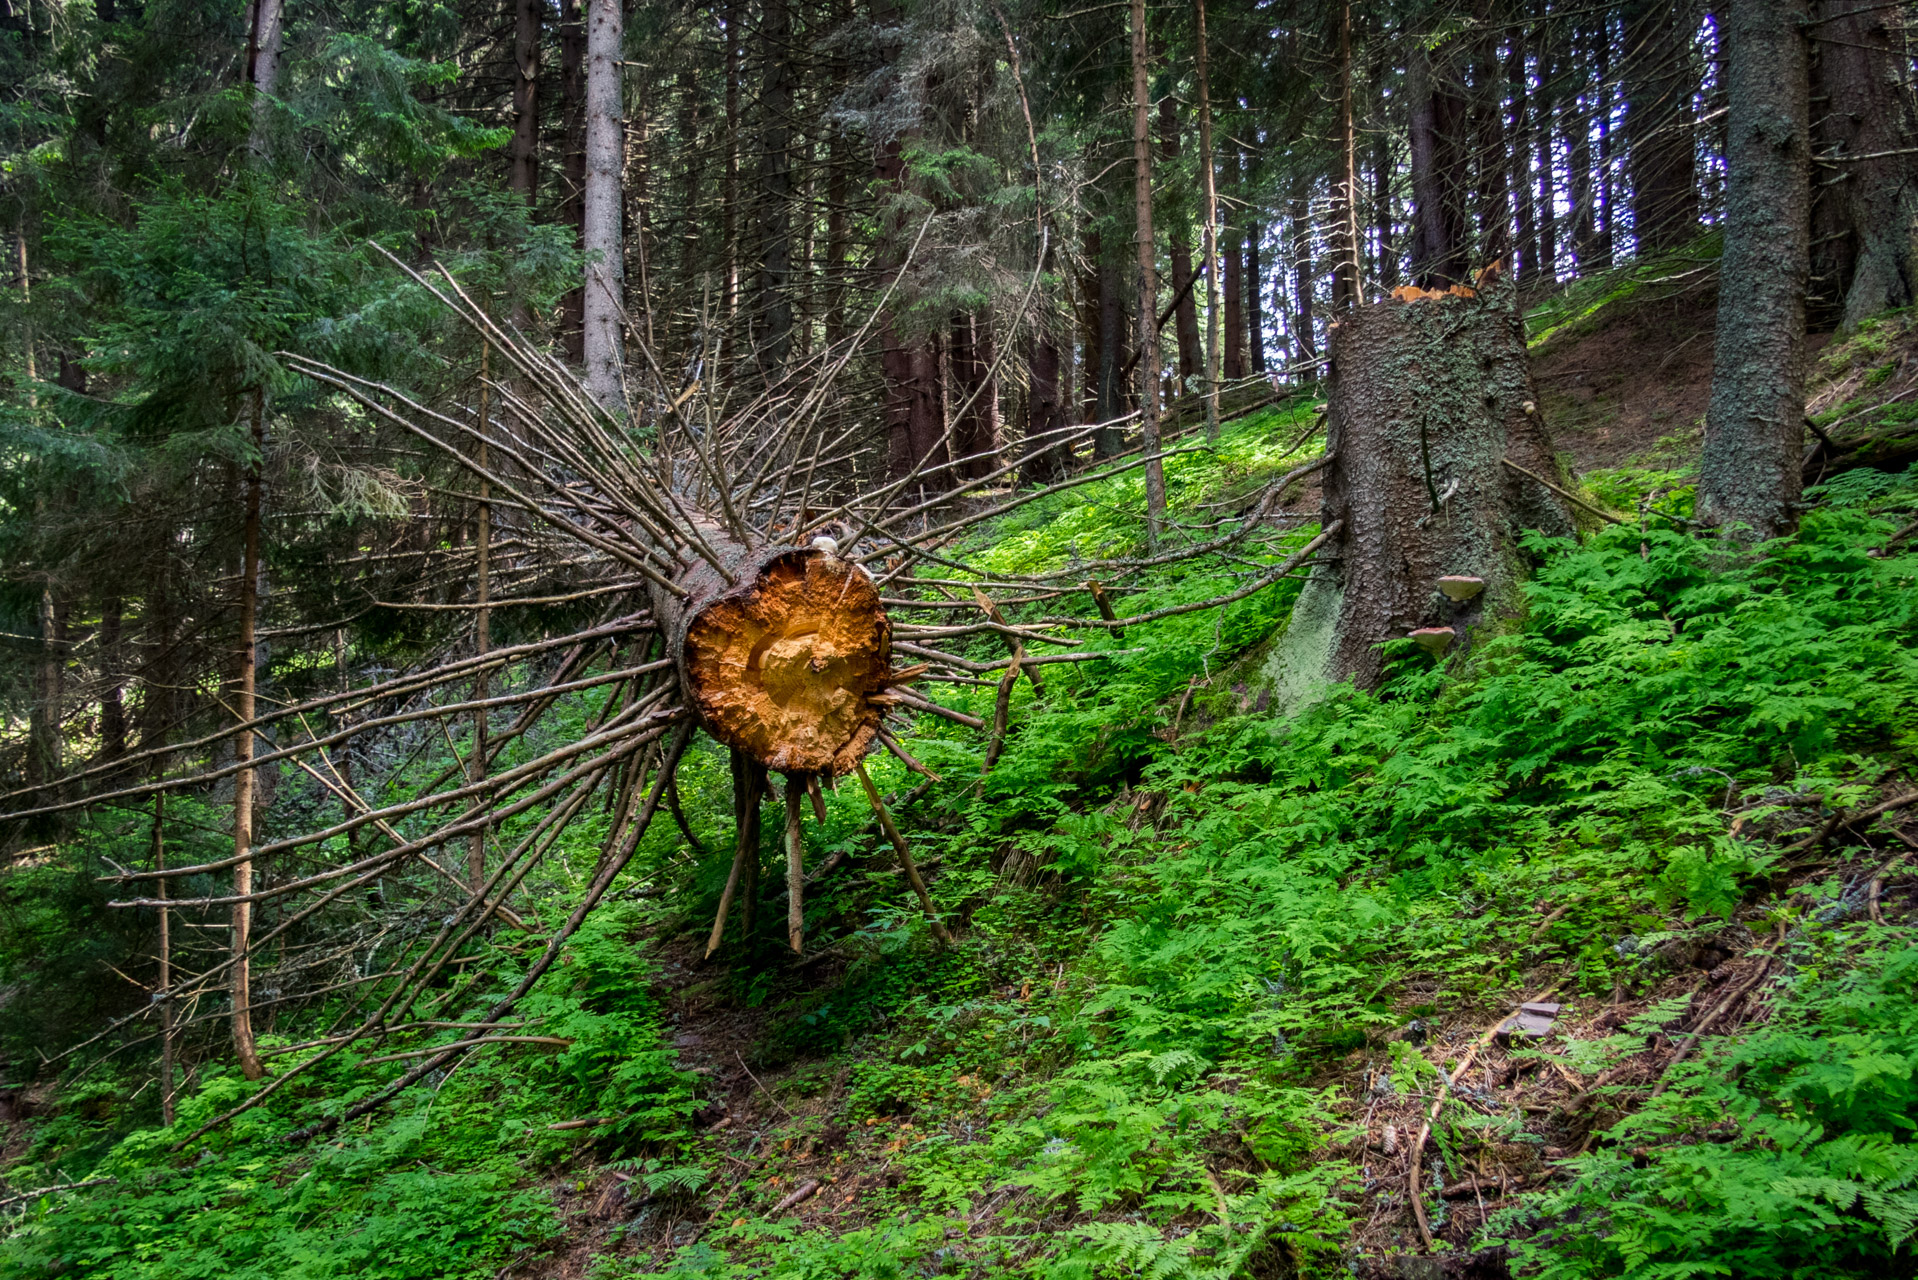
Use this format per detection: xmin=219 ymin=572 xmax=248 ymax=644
xmin=559 ymin=0 xmax=586 ymax=361
xmin=1808 ymin=0 xmax=1918 ymax=328
xmin=580 ymin=0 xmax=625 ymax=412
xmin=1700 ymin=0 xmax=1810 ymax=540
xmin=1195 ymin=0 xmax=1222 ymax=438
xmin=1245 ymin=228 xmax=1266 ymax=374
xmin=1131 ymin=0 xmax=1166 ymax=541
xmin=510 ymin=0 xmax=540 ymax=201
xmin=244 ymin=0 xmax=284 ymax=155
xmin=1264 ymin=282 xmax=1575 ymax=703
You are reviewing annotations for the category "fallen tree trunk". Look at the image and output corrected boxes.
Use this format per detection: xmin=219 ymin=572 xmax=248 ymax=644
xmin=1264 ymin=275 xmax=1575 ymax=706
xmin=649 ymin=531 xmax=894 ymax=779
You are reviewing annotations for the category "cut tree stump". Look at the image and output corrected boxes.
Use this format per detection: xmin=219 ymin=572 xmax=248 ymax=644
xmin=652 ymin=536 xmax=893 ymax=777
xmin=1264 ymin=276 xmax=1576 ymax=705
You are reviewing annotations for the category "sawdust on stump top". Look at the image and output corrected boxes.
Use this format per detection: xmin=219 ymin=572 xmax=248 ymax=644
xmin=682 ymin=548 xmax=892 ymax=776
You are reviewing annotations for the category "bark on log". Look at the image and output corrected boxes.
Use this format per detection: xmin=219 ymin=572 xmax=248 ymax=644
xmin=1264 ymin=278 xmax=1574 ymax=705
xmin=650 ymin=534 xmax=892 ymax=777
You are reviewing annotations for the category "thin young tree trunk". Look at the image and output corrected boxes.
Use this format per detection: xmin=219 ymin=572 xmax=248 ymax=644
xmin=1332 ymin=0 xmax=1361 ymax=307
xmin=1471 ymin=26 xmax=1511 ymax=267
xmin=1130 ymin=0 xmax=1165 ymax=542
xmin=29 ymin=585 xmax=59 ymax=789
xmin=468 ymin=342 xmax=491 ymax=895
xmin=232 ymin=393 xmax=267 ymax=1082
xmin=1245 ymin=227 xmax=1266 ymax=373
xmin=1569 ymin=30 xmax=1599 ymax=274
xmin=1594 ymin=28 xmax=1615 ymax=269
xmin=510 ymin=0 xmax=540 ymax=200
xmin=1195 ymin=0 xmax=1223 ymax=440
xmin=1223 ymin=148 xmax=1243 ymax=380
xmin=580 ymin=0 xmax=626 ymax=411
xmin=560 ymin=0 xmax=586 ymax=360
xmin=101 ymin=599 xmax=126 ymax=762
xmin=950 ymin=313 xmax=1001 ymax=477
xmin=1293 ymin=188 xmax=1318 ymax=362
xmin=155 ymin=794 xmax=174 ymax=1125
xmin=1699 ymin=0 xmax=1810 ymax=540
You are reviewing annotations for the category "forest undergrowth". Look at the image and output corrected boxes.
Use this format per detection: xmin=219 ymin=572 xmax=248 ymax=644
xmin=4 ymin=367 xmax=1918 ymax=1277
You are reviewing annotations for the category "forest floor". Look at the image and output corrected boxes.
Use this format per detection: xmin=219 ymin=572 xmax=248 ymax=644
xmin=5 ymin=272 xmax=1918 ymax=1280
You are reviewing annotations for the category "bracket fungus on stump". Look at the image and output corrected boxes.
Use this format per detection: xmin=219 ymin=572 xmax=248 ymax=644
xmin=1264 ymin=273 xmax=1575 ymax=708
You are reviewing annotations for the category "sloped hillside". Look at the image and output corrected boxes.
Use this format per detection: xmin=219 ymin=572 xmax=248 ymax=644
xmin=4 ymin=298 xmax=1918 ymax=1280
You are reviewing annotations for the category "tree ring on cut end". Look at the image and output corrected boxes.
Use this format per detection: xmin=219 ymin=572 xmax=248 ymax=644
xmin=681 ymin=548 xmax=892 ymax=776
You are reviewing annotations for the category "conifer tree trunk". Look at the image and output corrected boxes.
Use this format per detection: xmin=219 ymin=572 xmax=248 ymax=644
xmin=1131 ymin=0 xmax=1165 ymax=541
xmin=1699 ymin=0 xmax=1810 ymax=540
xmin=468 ymin=344 xmax=491 ymax=895
xmin=1223 ymin=150 xmax=1243 ymax=380
xmin=154 ymin=795 xmax=173 ymax=1125
xmin=1293 ymin=187 xmax=1318 ymax=362
xmin=231 ymin=394 xmax=267 ymax=1082
xmin=722 ymin=0 xmax=741 ymax=368
xmin=950 ymin=314 xmax=1001 ymax=477
xmin=580 ymin=0 xmax=625 ymax=411
xmin=1096 ymin=230 xmax=1128 ymax=452
xmin=510 ymin=0 xmax=539 ymax=200
xmin=757 ymin=0 xmax=795 ymax=372
xmin=1332 ymin=0 xmax=1361 ymax=308
xmin=1158 ymin=97 xmax=1201 ymax=383
xmin=1246 ymin=228 xmax=1266 ymax=373
xmin=1536 ymin=27 xmax=1559 ymax=279
xmin=1808 ymin=0 xmax=1918 ymax=327
xmin=101 ymin=598 xmax=126 ymax=762
xmin=1195 ymin=0 xmax=1222 ymax=439
xmin=244 ymin=0 xmax=283 ymax=155
xmin=1265 ymin=282 xmax=1574 ymax=705
xmin=1471 ymin=29 xmax=1511 ymax=266
xmin=1374 ymin=130 xmax=1398 ymax=292
xmin=1624 ymin=0 xmax=1699 ymax=254
xmin=28 ymin=586 xmax=60 ymax=790
xmin=1025 ymin=333 xmax=1066 ymax=482
xmin=559 ymin=0 xmax=586 ymax=360
xmin=1510 ymin=28 xmax=1538 ymax=284
xmin=1408 ymin=40 xmax=1470 ymax=285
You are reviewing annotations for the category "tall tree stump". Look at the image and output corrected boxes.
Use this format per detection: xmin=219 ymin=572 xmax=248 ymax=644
xmin=1265 ymin=279 xmax=1575 ymax=705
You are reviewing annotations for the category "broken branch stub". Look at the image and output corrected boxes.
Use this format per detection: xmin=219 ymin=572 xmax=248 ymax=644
xmin=653 ymin=537 xmax=893 ymax=777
